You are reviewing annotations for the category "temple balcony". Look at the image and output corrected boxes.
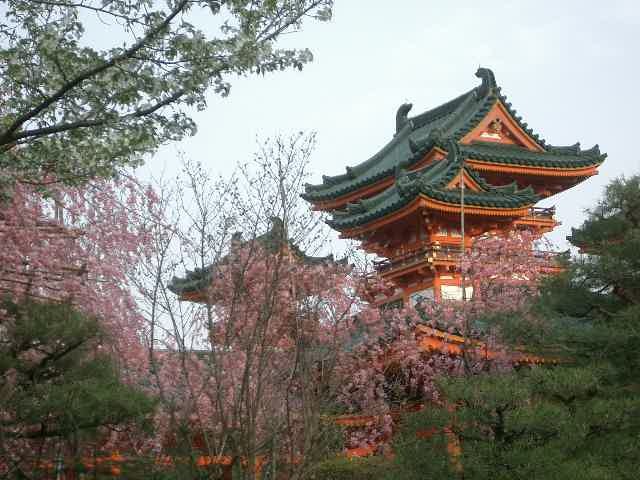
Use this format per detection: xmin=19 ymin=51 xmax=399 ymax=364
xmin=374 ymin=244 xmax=463 ymax=280
xmin=374 ymin=241 xmax=562 ymax=280
xmin=514 ymin=206 xmax=558 ymax=232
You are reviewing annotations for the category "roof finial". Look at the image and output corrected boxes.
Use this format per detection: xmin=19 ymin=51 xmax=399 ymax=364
xmin=395 ymin=102 xmax=413 ymax=134
xmin=475 ymin=67 xmax=497 ymax=98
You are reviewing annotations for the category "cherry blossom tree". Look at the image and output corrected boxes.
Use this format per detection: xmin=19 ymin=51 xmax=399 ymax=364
xmin=0 ymin=176 xmax=156 ymax=350
xmin=333 ymin=229 xmax=555 ymax=455
xmin=139 ymin=142 xmax=557 ymax=476
xmin=131 ymin=134 xmax=382 ymax=479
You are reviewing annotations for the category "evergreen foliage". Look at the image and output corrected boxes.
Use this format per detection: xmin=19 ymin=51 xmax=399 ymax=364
xmin=0 ymin=0 xmax=332 ymax=189
xmin=0 ymin=299 xmax=154 ymax=451
xmin=308 ymin=456 xmax=396 ymax=480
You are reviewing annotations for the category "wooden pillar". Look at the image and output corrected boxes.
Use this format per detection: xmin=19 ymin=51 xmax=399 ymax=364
xmin=433 ymin=271 xmax=442 ymax=301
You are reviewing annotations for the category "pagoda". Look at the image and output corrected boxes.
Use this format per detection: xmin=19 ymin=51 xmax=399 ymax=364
xmin=302 ymin=68 xmax=606 ymax=305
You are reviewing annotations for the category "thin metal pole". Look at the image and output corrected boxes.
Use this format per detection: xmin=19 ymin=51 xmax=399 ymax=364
xmin=460 ymin=172 xmax=466 ymax=302
xmin=460 ymin=167 xmax=471 ymax=375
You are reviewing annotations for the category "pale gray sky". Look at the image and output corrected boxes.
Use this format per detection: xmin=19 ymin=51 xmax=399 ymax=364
xmin=149 ymin=0 xmax=640 ymax=249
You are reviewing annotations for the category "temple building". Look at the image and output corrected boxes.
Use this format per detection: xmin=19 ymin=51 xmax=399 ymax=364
xmin=169 ymin=217 xmax=339 ymax=303
xmin=302 ymin=68 xmax=606 ymax=305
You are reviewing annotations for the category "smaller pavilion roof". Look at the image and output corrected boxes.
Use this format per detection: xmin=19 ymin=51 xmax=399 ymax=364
xmin=169 ymin=218 xmax=340 ymax=298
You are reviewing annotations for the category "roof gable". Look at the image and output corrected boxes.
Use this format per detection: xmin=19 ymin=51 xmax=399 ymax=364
xmin=445 ymin=169 xmax=483 ymax=192
xmin=461 ymin=100 xmax=544 ymax=151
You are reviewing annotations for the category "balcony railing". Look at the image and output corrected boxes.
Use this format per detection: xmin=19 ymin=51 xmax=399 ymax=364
xmin=375 ymin=244 xmax=463 ymax=275
xmin=528 ymin=206 xmax=555 ymax=218
xmin=375 ymin=244 xmax=562 ymax=276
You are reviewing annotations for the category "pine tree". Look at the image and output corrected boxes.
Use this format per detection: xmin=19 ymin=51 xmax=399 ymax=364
xmin=0 ymin=299 xmax=155 ymax=477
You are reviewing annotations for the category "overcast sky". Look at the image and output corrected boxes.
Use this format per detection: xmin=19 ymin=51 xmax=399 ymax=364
xmin=147 ymin=0 xmax=640 ymax=250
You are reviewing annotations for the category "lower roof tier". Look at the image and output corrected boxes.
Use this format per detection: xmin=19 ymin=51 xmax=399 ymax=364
xmin=327 ymin=145 xmax=540 ymax=233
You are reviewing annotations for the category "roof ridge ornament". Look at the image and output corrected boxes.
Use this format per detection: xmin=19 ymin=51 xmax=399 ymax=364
xmin=582 ymin=144 xmax=603 ymax=159
xmin=445 ymin=138 xmax=462 ymax=165
xmin=394 ymin=154 xmax=411 ymax=179
xmin=547 ymin=142 xmax=581 ymax=155
xmin=475 ymin=67 xmax=497 ymax=98
xmin=396 ymin=167 xmax=416 ymax=198
xmin=395 ymin=103 xmax=413 ymax=134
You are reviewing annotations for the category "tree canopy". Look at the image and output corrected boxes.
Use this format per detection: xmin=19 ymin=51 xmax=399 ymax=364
xmin=0 ymin=0 xmax=332 ymax=189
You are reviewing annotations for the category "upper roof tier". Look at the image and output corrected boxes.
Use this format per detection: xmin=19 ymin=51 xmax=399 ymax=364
xmin=302 ymin=68 xmax=606 ymax=206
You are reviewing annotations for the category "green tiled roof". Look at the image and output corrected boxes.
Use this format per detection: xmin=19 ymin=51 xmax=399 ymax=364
xmin=169 ymin=218 xmax=340 ymax=296
xmin=302 ymin=68 xmax=604 ymax=203
xmin=459 ymin=142 xmax=606 ymax=168
xmin=302 ymin=78 xmax=490 ymax=202
xmin=302 ymin=106 xmax=465 ymax=201
xmin=168 ymin=265 xmax=213 ymax=296
xmin=327 ymin=145 xmax=539 ymax=231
